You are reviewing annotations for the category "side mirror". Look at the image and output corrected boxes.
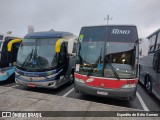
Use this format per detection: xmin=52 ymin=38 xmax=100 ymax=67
xmin=55 ymin=39 xmax=63 ymax=53
xmin=7 ymin=39 xmax=22 ymax=52
xmin=68 ymin=37 xmax=77 ymax=55
xmin=139 ymin=38 xmax=150 ymax=57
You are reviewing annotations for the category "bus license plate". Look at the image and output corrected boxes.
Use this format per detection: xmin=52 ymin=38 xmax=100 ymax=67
xmin=28 ymin=83 xmax=36 ymax=87
xmin=97 ymin=91 xmax=108 ymax=96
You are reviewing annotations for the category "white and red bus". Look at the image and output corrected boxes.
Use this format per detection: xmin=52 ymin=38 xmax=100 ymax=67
xmin=72 ymin=25 xmax=139 ymax=100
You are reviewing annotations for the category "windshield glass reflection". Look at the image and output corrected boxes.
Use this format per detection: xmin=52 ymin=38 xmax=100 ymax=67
xmin=16 ymin=38 xmax=57 ymax=71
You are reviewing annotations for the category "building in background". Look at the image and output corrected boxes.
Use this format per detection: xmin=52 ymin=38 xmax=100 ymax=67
xmin=28 ymin=26 xmax=34 ymax=34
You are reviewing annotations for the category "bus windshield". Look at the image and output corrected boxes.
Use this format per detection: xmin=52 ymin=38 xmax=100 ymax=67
xmin=16 ymin=38 xmax=57 ymax=71
xmin=77 ymin=26 xmax=138 ymax=79
xmin=104 ymin=42 xmax=137 ymax=79
xmin=77 ymin=26 xmax=105 ymax=77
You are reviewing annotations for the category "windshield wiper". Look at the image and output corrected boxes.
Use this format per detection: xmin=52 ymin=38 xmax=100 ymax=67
xmin=104 ymin=56 xmax=120 ymax=80
xmin=28 ymin=46 xmax=42 ymax=68
xmin=31 ymin=46 xmax=38 ymax=65
xmin=21 ymin=48 xmax=34 ymax=68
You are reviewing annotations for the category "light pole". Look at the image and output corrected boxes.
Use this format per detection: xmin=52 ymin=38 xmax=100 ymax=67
xmin=104 ymin=14 xmax=112 ymax=25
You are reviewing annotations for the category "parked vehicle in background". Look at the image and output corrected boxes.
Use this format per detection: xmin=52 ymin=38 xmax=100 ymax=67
xmin=139 ymin=28 xmax=160 ymax=100
xmin=0 ymin=33 xmax=22 ymax=81
xmin=72 ymin=25 xmax=139 ymax=100
xmin=139 ymin=38 xmax=150 ymax=58
xmin=15 ymin=30 xmax=77 ymax=89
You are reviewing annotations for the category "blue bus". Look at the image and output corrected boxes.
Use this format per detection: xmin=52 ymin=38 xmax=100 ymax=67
xmin=0 ymin=33 xmax=22 ymax=81
xmin=15 ymin=30 xmax=77 ymax=88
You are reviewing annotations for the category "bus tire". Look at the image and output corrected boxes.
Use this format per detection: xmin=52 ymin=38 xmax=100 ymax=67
xmin=129 ymin=91 xmax=136 ymax=101
xmin=145 ymin=75 xmax=152 ymax=94
xmin=129 ymin=95 xmax=136 ymax=101
xmin=68 ymin=71 xmax=74 ymax=85
xmin=74 ymin=89 xmax=79 ymax=93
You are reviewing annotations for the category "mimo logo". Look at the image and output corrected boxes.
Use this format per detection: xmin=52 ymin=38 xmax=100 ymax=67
xmin=2 ymin=112 xmax=12 ymax=117
xmin=111 ymin=29 xmax=130 ymax=35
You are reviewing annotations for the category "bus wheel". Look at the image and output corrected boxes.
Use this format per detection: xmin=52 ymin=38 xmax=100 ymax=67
xmin=68 ymin=72 xmax=74 ymax=85
xmin=145 ymin=75 xmax=152 ymax=94
xmin=129 ymin=91 xmax=136 ymax=101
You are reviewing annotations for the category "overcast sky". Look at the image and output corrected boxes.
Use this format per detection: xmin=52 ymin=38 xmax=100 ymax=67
xmin=0 ymin=0 xmax=160 ymax=38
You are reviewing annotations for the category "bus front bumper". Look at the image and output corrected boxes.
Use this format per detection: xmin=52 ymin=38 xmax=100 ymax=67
xmin=74 ymin=81 xmax=137 ymax=100
xmin=15 ymin=76 xmax=60 ymax=89
xmin=0 ymin=68 xmax=15 ymax=81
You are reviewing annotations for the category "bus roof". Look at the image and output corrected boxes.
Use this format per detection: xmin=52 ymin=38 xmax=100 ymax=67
xmin=81 ymin=24 xmax=137 ymax=28
xmin=24 ymin=31 xmax=74 ymax=39
xmin=147 ymin=28 xmax=160 ymax=38
xmin=0 ymin=33 xmax=21 ymax=38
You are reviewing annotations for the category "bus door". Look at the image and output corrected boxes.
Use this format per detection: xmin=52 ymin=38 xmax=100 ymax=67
xmin=7 ymin=39 xmax=22 ymax=64
xmin=55 ymin=39 xmax=69 ymax=79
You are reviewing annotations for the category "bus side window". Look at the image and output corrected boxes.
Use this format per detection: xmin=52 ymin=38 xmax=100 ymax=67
xmin=158 ymin=52 xmax=160 ymax=72
xmin=59 ymin=42 xmax=67 ymax=64
xmin=149 ymin=34 xmax=157 ymax=52
xmin=156 ymin=32 xmax=160 ymax=50
xmin=73 ymin=43 xmax=77 ymax=53
xmin=1 ymin=40 xmax=9 ymax=61
xmin=153 ymin=52 xmax=159 ymax=71
xmin=9 ymin=42 xmax=21 ymax=62
xmin=0 ymin=35 xmax=3 ymax=40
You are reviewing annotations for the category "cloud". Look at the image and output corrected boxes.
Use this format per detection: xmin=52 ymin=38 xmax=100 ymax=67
xmin=0 ymin=0 xmax=159 ymax=37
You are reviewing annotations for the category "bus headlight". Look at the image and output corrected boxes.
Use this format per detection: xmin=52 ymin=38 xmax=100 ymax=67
xmin=15 ymin=71 xmax=20 ymax=76
xmin=0 ymin=72 xmax=7 ymax=76
xmin=75 ymin=78 xmax=85 ymax=84
xmin=121 ymin=84 xmax=136 ymax=89
xmin=0 ymin=67 xmax=12 ymax=76
xmin=46 ymin=74 xmax=57 ymax=79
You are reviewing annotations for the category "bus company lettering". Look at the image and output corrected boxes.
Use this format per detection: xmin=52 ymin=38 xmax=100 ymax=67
xmin=111 ymin=29 xmax=130 ymax=35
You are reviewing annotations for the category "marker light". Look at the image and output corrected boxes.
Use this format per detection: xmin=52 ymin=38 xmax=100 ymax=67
xmin=86 ymin=78 xmax=94 ymax=82
xmin=122 ymin=84 xmax=136 ymax=89
xmin=75 ymin=78 xmax=85 ymax=83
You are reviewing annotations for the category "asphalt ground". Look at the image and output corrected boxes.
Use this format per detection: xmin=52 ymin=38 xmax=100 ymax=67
xmin=0 ymin=79 xmax=160 ymax=112
xmin=0 ymin=81 xmax=160 ymax=120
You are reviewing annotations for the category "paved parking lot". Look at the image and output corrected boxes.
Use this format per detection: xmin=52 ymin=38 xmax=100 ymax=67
xmin=0 ymin=81 xmax=160 ymax=120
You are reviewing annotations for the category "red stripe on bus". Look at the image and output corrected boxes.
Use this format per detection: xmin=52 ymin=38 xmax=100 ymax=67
xmin=74 ymin=73 xmax=138 ymax=89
